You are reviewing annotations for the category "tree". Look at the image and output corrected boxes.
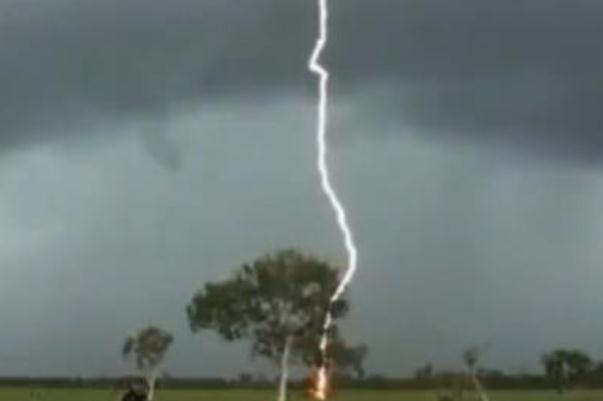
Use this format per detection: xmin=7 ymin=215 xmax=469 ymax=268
xmin=122 ymin=326 xmax=173 ymax=401
xmin=415 ymin=362 xmax=434 ymax=381
xmin=463 ymin=347 xmax=489 ymax=401
xmin=186 ymin=249 xmax=365 ymax=401
xmin=541 ymin=349 xmax=592 ymax=394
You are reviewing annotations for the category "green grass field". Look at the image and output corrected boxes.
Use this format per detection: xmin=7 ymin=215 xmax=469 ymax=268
xmin=0 ymin=389 xmax=601 ymax=401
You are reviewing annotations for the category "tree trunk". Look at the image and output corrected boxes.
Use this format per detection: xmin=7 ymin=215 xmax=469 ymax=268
xmin=277 ymin=336 xmax=294 ymax=401
xmin=469 ymin=369 xmax=489 ymax=401
xmin=146 ymin=372 xmax=157 ymax=401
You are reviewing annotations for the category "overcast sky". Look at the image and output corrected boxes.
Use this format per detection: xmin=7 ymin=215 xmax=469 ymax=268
xmin=2 ymin=0 xmax=603 ymax=378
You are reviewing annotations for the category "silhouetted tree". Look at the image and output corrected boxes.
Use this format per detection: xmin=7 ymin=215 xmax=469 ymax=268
xmin=186 ymin=249 xmax=365 ymax=401
xmin=122 ymin=326 xmax=173 ymax=401
xmin=541 ymin=349 xmax=592 ymax=393
xmin=463 ymin=346 xmax=489 ymax=401
xmin=415 ymin=362 xmax=434 ymax=380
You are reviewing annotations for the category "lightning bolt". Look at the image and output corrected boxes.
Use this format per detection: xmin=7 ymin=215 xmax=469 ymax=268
xmin=308 ymin=0 xmax=358 ymax=398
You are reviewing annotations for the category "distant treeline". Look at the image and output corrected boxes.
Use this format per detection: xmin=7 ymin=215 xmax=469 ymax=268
xmin=335 ymin=372 xmax=551 ymax=390
xmin=0 ymin=377 xmax=249 ymax=390
xmin=0 ymin=371 xmax=599 ymax=390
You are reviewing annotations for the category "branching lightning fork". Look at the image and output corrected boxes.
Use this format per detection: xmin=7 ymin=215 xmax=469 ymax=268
xmin=308 ymin=0 xmax=359 ymax=398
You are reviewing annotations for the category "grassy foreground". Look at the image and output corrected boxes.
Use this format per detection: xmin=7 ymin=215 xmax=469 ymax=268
xmin=0 ymin=389 xmax=601 ymax=401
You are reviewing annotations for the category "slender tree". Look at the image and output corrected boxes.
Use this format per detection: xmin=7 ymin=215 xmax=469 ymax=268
xmin=542 ymin=350 xmax=568 ymax=394
xmin=122 ymin=326 xmax=173 ymax=401
xmin=186 ymin=249 xmax=364 ymax=401
xmin=463 ymin=347 xmax=489 ymax=401
xmin=415 ymin=362 xmax=434 ymax=381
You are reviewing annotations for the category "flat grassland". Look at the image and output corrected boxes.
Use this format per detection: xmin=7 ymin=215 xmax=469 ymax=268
xmin=0 ymin=389 xmax=601 ymax=401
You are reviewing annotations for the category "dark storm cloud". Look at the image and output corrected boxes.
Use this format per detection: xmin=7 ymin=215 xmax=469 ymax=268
xmin=2 ymin=0 xmax=603 ymax=163
xmin=0 ymin=0 xmax=312 ymax=149
xmin=330 ymin=0 xmax=603 ymax=163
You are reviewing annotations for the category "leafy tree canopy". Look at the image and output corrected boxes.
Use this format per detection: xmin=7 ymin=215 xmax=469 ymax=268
xmin=123 ymin=326 xmax=174 ymax=372
xmin=186 ymin=248 xmax=365 ymax=374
